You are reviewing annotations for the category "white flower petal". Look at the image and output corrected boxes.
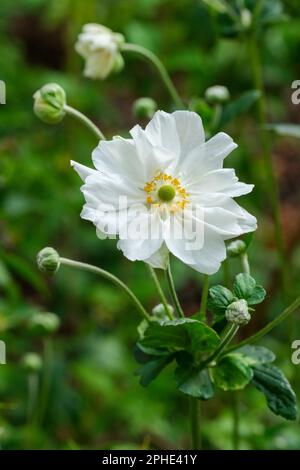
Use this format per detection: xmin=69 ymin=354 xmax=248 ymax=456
xmin=92 ymin=137 xmax=145 ymax=184
xmin=144 ymin=110 xmax=180 ymax=155
xmin=188 ymin=168 xmax=253 ymax=197
xmin=82 ymin=173 xmax=144 ymax=208
xmin=117 ymin=212 xmax=163 ymax=261
xmin=71 ymin=160 xmax=98 ymax=181
xmin=188 ymin=226 xmax=226 ymax=274
xmin=130 ymin=124 xmax=174 ymax=179
xmin=144 ymin=243 xmax=169 ymax=269
xmin=179 ymin=132 xmax=237 ymax=183
xmin=173 ymin=111 xmax=205 ymax=155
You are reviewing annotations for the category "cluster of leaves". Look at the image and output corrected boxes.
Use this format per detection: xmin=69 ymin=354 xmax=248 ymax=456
xmin=134 ymin=274 xmax=297 ymax=421
xmin=208 ymin=272 xmax=266 ymax=329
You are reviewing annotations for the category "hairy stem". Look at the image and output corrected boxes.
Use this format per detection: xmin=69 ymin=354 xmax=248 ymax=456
xmin=64 ymin=104 xmax=106 ymax=140
xmin=199 ymin=274 xmax=209 ymax=322
xmin=60 ymin=257 xmax=151 ymax=322
xmin=166 ymin=262 xmax=185 ymax=318
xmin=147 ymin=265 xmax=174 ymax=320
xmin=122 ymin=43 xmax=184 ymax=109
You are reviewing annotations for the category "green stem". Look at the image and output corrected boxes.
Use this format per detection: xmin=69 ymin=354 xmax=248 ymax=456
xmin=232 ymin=392 xmax=240 ymax=450
xmin=166 ymin=262 xmax=185 ymax=318
xmin=60 ymin=257 xmax=151 ymax=322
xmin=248 ymin=33 xmax=289 ymax=297
xmin=190 ymin=397 xmax=201 ymax=450
xmin=122 ymin=43 xmax=184 ymax=109
xmin=38 ymin=338 xmax=53 ymax=425
xmin=147 ymin=265 xmax=174 ymax=320
xmin=222 ymin=258 xmax=231 ymax=289
xmin=64 ymin=104 xmax=106 ymax=140
xmin=199 ymin=274 xmax=209 ymax=321
xmin=202 ymin=324 xmax=239 ymax=367
xmin=226 ymin=295 xmax=300 ymax=353
xmin=241 ymin=253 xmax=250 ymax=275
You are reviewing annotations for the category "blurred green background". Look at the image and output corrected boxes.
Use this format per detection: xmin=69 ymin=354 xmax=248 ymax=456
xmin=1 ymin=0 xmax=300 ymax=450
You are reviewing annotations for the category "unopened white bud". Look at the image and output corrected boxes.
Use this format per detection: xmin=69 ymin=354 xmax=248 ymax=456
xmin=225 ymin=299 xmax=250 ymax=325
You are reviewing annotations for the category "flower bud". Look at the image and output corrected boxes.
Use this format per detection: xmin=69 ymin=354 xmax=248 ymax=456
xmin=225 ymin=299 xmax=250 ymax=326
xmin=75 ymin=24 xmax=125 ymax=80
xmin=241 ymin=9 xmax=252 ymax=30
xmin=33 ymin=83 xmax=66 ymax=124
xmin=28 ymin=312 xmax=60 ymax=336
xmin=205 ymin=85 xmax=230 ymax=105
xmin=227 ymin=240 xmax=247 ymax=258
xmin=22 ymin=352 xmax=43 ymax=372
xmin=152 ymin=303 xmax=174 ymax=321
xmin=133 ymin=97 xmax=157 ymax=119
xmin=37 ymin=247 xmax=60 ymax=274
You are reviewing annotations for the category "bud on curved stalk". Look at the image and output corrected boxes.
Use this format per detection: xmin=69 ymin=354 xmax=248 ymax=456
xmin=227 ymin=240 xmax=247 ymax=258
xmin=205 ymin=85 xmax=230 ymax=105
xmin=22 ymin=352 xmax=43 ymax=372
xmin=37 ymin=247 xmax=60 ymax=274
xmin=133 ymin=97 xmax=157 ymax=119
xmin=33 ymin=83 xmax=66 ymax=124
xmin=226 ymin=299 xmax=251 ymax=326
xmin=29 ymin=312 xmax=60 ymax=336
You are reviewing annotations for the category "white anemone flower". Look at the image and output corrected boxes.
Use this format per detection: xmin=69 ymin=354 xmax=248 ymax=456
xmin=75 ymin=24 xmax=124 ymax=80
xmin=71 ymin=111 xmax=256 ymax=274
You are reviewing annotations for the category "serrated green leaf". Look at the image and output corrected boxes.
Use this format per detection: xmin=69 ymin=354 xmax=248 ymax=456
xmin=246 ymin=285 xmax=266 ymax=305
xmin=176 ymin=365 xmax=214 ymax=400
xmin=251 ymin=364 xmax=297 ymax=421
xmin=211 ymin=355 xmax=253 ymax=391
xmin=207 ymin=285 xmax=235 ymax=316
xmin=229 ymin=345 xmax=275 ymax=366
xmin=233 ymin=273 xmax=256 ymax=299
xmin=219 ymin=90 xmax=261 ymax=128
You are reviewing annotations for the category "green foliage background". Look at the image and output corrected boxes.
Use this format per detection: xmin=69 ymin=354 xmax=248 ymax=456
xmin=0 ymin=0 xmax=300 ymax=449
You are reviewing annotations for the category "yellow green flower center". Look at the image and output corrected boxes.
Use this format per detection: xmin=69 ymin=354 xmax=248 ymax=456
xmin=157 ymin=185 xmax=176 ymax=202
xmin=143 ymin=172 xmax=189 ymax=212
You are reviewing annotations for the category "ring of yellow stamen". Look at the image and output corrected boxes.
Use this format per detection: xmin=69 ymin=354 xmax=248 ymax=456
xmin=143 ymin=172 xmax=189 ymax=212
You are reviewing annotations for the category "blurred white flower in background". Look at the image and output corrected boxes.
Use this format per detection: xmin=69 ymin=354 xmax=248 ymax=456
xmin=75 ymin=24 xmax=124 ymax=80
xmin=72 ymin=111 xmax=256 ymax=274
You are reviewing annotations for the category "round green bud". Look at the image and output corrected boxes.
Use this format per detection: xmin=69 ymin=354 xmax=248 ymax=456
xmin=227 ymin=240 xmax=247 ymax=258
xmin=28 ymin=312 xmax=60 ymax=336
xmin=22 ymin=352 xmax=43 ymax=372
xmin=225 ymin=299 xmax=250 ymax=326
xmin=152 ymin=303 xmax=174 ymax=321
xmin=133 ymin=97 xmax=157 ymax=119
xmin=158 ymin=185 xmax=176 ymax=202
xmin=33 ymin=83 xmax=66 ymax=124
xmin=37 ymin=247 xmax=60 ymax=274
xmin=205 ymin=85 xmax=230 ymax=105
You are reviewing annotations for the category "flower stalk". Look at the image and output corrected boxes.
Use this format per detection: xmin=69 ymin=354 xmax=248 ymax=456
xmin=147 ymin=265 xmax=174 ymax=320
xmin=64 ymin=105 xmax=106 ymax=141
xmin=121 ymin=43 xmax=184 ymax=109
xmin=60 ymin=257 xmax=151 ymax=322
xmin=166 ymin=261 xmax=185 ymax=318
